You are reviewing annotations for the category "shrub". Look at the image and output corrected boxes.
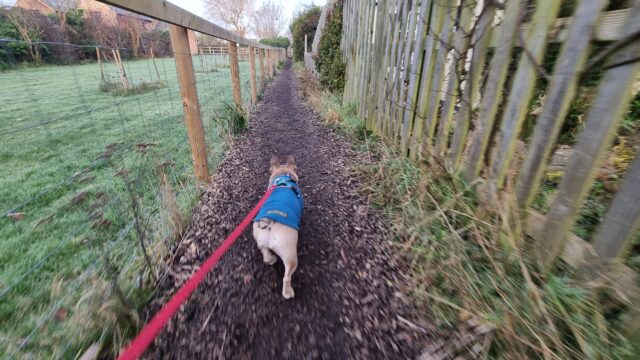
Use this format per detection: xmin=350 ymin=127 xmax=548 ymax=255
xmin=290 ymin=6 xmax=321 ymax=61
xmin=259 ymin=37 xmax=290 ymax=53
xmin=316 ymin=0 xmax=346 ymax=93
xmin=215 ymin=102 xmax=247 ymax=138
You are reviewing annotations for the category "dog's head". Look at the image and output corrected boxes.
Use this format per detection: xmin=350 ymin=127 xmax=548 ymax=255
xmin=269 ymin=155 xmax=298 ymax=184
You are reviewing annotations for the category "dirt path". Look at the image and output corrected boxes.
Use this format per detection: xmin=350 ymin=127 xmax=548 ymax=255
xmin=148 ymin=62 xmax=431 ymax=359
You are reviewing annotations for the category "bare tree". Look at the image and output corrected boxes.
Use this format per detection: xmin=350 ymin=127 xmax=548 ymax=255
xmin=204 ymin=0 xmax=255 ymax=38
xmin=5 ymin=8 xmax=44 ymax=63
xmin=121 ymin=16 xmax=143 ymax=57
xmin=49 ymin=0 xmax=71 ymax=32
xmin=254 ymin=0 xmax=286 ymax=39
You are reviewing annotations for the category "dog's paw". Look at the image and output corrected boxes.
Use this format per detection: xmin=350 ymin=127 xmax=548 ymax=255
xmin=264 ymin=256 xmax=277 ymax=266
xmin=282 ymin=284 xmax=295 ymax=299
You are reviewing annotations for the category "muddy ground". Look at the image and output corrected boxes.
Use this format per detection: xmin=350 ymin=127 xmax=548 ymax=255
xmin=146 ymin=62 xmax=434 ymax=359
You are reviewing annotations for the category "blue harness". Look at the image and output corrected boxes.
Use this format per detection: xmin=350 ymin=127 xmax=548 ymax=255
xmin=254 ymin=174 xmax=304 ymax=230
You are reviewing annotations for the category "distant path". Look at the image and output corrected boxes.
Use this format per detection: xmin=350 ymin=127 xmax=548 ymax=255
xmin=148 ymin=62 xmax=430 ymax=359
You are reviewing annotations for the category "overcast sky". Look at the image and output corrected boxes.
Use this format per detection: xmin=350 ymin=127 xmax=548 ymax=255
xmin=167 ymin=0 xmax=327 ymax=37
xmin=0 ymin=0 xmax=326 ymax=37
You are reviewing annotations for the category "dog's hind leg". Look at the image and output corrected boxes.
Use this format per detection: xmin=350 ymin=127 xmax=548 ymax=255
xmin=266 ymin=222 xmax=299 ymax=299
xmin=260 ymin=247 xmax=278 ymax=265
xmin=282 ymin=256 xmax=297 ymax=299
xmin=253 ymin=222 xmax=277 ymax=265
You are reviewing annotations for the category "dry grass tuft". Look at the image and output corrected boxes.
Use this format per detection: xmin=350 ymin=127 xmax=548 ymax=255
xmin=355 ymin=147 xmax=636 ymax=359
xmin=324 ymin=109 xmax=342 ymax=124
xmin=99 ymin=80 xmax=165 ymax=96
xmin=292 ymin=73 xmax=638 ymax=357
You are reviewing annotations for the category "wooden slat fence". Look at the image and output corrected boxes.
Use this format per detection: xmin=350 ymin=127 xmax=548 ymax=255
xmin=341 ymin=0 xmax=640 ymax=334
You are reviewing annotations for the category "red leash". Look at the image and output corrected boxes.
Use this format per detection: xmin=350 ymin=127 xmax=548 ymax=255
xmin=118 ymin=186 xmax=275 ymax=360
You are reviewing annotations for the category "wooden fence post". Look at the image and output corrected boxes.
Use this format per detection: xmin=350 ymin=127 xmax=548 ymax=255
xmin=168 ymin=24 xmax=209 ymax=182
xmin=96 ymin=47 xmax=105 ymax=82
xmin=249 ymin=46 xmax=258 ymax=104
xmin=259 ymin=48 xmax=266 ymax=90
xmin=150 ymin=48 xmax=161 ymax=82
xmin=270 ymin=50 xmax=276 ymax=76
xmin=228 ymin=41 xmax=243 ymax=112
xmin=265 ymin=49 xmax=270 ymax=78
xmin=198 ymin=47 xmax=205 ymax=72
xmin=265 ymin=49 xmax=271 ymax=78
xmin=538 ymin=1 xmax=640 ymax=269
xmin=112 ymin=48 xmax=129 ymax=90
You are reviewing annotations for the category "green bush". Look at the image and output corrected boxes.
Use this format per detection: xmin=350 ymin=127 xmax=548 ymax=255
xmin=259 ymin=36 xmax=290 ymax=53
xmin=290 ymin=6 xmax=321 ymax=61
xmin=316 ymin=0 xmax=346 ymax=93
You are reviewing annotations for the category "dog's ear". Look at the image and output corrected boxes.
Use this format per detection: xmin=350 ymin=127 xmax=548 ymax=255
xmin=286 ymin=155 xmax=296 ymax=168
xmin=270 ymin=156 xmax=280 ymax=169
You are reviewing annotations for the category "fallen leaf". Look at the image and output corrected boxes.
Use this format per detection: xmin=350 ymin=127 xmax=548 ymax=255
xmin=7 ymin=212 xmax=25 ymax=221
xmin=55 ymin=308 xmax=67 ymax=321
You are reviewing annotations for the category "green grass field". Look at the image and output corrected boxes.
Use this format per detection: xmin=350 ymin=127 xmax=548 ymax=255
xmin=0 ymin=53 xmax=260 ymax=358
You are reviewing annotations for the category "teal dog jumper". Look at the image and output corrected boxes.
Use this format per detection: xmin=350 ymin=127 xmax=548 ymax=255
xmin=254 ymin=174 xmax=303 ymax=230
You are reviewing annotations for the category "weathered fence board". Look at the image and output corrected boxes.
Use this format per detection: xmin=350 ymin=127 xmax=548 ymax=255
xmin=539 ymin=0 xmax=640 ymax=268
xmin=515 ymin=0 xmax=609 ymax=208
xmin=412 ymin=2 xmax=451 ymax=159
xmin=393 ymin=0 xmax=426 ymax=153
xmin=488 ymin=0 xmax=562 ymax=190
xmin=387 ymin=0 xmax=411 ymax=141
xmin=378 ymin=0 xmax=404 ymax=136
xmin=400 ymin=0 xmax=432 ymax=153
xmin=592 ymin=153 xmax=640 ymax=262
xmin=367 ymin=0 xmax=390 ymax=130
xmin=433 ymin=5 xmax=473 ymax=158
xmin=464 ymin=0 xmax=523 ymax=180
xmin=373 ymin=0 xmax=396 ymax=133
xmin=490 ymin=7 xmax=634 ymax=46
xmin=449 ymin=3 xmax=495 ymax=169
xmin=341 ymin=0 xmax=640 ymax=331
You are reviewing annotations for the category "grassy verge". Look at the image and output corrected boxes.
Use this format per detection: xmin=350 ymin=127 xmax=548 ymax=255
xmin=296 ymin=65 xmax=638 ymax=359
xmin=0 ymin=55 xmax=258 ymax=358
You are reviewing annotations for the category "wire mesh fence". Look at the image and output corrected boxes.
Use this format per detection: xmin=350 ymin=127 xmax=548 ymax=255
xmin=0 ymin=6 xmax=283 ymax=356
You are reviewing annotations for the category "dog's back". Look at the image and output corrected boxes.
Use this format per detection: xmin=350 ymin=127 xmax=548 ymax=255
xmin=255 ymin=180 xmax=303 ymax=230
